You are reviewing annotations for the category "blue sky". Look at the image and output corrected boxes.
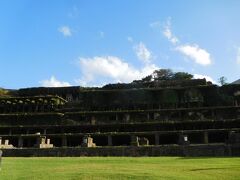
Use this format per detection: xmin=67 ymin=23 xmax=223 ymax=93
xmin=0 ymin=0 xmax=240 ymax=89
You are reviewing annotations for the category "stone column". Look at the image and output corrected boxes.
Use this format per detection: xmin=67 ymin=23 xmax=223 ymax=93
xmin=107 ymin=135 xmax=112 ymax=146
xmin=91 ymin=116 xmax=96 ymax=125
xmin=178 ymin=111 xmax=182 ymax=120
xmin=18 ymin=136 xmax=23 ymax=148
xmin=35 ymin=105 xmax=38 ymax=112
xmin=8 ymin=129 xmax=12 ymax=135
xmin=123 ymin=113 xmax=130 ymax=123
xmin=4 ymin=139 xmax=9 ymax=145
xmin=155 ymin=133 xmax=159 ymax=145
xmin=147 ymin=113 xmax=150 ymax=121
xmin=235 ymin=100 xmax=238 ymax=107
xmin=211 ymin=110 xmax=215 ymax=120
xmin=124 ymin=113 xmax=130 ymax=122
xmin=131 ymin=135 xmax=139 ymax=146
xmin=153 ymin=113 xmax=158 ymax=120
xmin=61 ymin=136 xmax=67 ymax=147
xmin=203 ymin=131 xmax=209 ymax=144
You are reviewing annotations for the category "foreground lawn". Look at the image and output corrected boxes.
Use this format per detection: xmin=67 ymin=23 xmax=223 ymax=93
xmin=0 ymin=157 xmax=240 ymax=180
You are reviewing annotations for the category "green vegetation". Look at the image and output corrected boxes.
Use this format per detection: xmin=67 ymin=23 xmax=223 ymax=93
xmin=0 ymin=157 xmax=240 ymax=180
xmin=103 ymin=69 xmax=200 ymax=89
xmin=218 ymin=76 xmax=228 ymax=86
xmin=0 ymin=88 xmax=9 ymax=97
xmin=135 ymin=69 xmax=193 ymax=83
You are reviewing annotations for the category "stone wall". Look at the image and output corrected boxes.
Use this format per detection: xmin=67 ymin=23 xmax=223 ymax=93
xmin=1 ymin=144 xmax=239 ymax=157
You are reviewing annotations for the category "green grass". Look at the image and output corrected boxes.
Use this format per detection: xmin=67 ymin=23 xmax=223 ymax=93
xmin=0 ymin=157 xmax=240 ymax=180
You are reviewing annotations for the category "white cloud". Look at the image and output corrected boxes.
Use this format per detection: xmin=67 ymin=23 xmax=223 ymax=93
xmin=150 ymin=21 xmax=161 ymax=28
xmin=160 ymin=18 xmax=212 ymax=66
xmin=58 ymin=26 xmax=72 ymax=37
xmin=68 ymin=6 xmax=79 ymax=18
xmin=237 ymin=47 xmax=240 ymax=64
xmin=40 ymin=76 xmax=71 ymax=87
xmin=163 ymin=18 xmax=179 ymax=45
xmin=134 ymin=42 xmax=152 ymax=64
xmin=193 ymin=74 xmax=216 ymax=84
xmin=176 ymin=44 xmax=212 ymax=66
xmin=76 ymin=56 xmax=158 ymax=86
xmin=99 ymin=31 xmax=105 ymax=38
xmin=127 ymin=36 xmax=133 ymax=42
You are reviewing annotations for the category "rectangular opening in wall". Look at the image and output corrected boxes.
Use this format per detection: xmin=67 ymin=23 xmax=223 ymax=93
xmin=0 ymin=129 xmax=10 ymax=135
xmin=188 ymin=133 xmax=202 ymax=144
xmin=12 ymin=129 xmax=28 ymax=135
xmin=208 ymin=131 xmax=228 ymax=143
xmin=138 ymin=134 xmax=155 ymax=145
xmin=50 ymin=137 xmax=62 ymax=147
xmin=112 ymin=135 xmax=131 ymax=146
xmin=67 ymin=136 xmax=82 ymax=147
xmin=159 ymin=134 xmax=178 ymax=145
xmin=23 ymin=137 xmax=36 ymax=148
xmin=7 ymin=136 xmax=18 ymax=147
xmin=92 ymin=135 xmax=108 ymax=146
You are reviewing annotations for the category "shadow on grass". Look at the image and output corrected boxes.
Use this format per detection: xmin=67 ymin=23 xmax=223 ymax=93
xmin=177 ymin=156 xmax=240 ymax=160
xmin=190 ymin=167 xmax=230 ymax=171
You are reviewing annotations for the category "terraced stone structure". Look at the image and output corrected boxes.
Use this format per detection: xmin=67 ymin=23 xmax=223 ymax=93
xmin=0 ymin=79 xmax=240 ymax=156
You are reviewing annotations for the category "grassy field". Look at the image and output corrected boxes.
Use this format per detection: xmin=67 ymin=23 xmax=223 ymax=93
xmin=0 ymin=157 xmax=240 ymax=180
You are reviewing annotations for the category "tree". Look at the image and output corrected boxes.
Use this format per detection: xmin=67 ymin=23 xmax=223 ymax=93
xmin=0 ymin=88 xmax=9 ymax=96
xmin=152 ymin=69 xmax=174 ymax=81
xmin=130 ymin=68 xmax=197 ymax=85
xmin=132 ymin=69 xmax=194 ymax=84
xmin=218 ymin=76 xmax=227 ymax=86
xmin=172 ymin=72 xmax=193 ymax=80
xmin=140 ymin=75 xmax=152 ymax=83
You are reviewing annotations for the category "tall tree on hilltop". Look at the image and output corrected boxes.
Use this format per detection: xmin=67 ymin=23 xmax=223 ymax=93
xmin=152 ymin=69 xmax=174 ymax=81
xmin=218 ymin=76 xmax=227 ymax=86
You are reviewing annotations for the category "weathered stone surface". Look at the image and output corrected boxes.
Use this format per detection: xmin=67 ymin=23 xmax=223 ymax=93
xmin=34 ymin=136 xmax=53 ymax=148
xmin=0 ymin=78 xmax=240 ymax=156
xmin=1 ymin=144 xmax=238 ymax=157
xmin=178 ymin=134 xmax=190 ymax=145
xmin=81 ymin=135 xmax=96 ymax=147
xmin=0 ymin=138 xmax=14 ymax=149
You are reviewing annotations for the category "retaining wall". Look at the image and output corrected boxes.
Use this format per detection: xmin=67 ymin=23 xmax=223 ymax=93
xmin=1 ymin=144 xmax=240 ymax=157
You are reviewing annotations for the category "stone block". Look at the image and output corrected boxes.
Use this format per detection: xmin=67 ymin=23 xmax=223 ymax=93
xmin=0 ymin=138 xmax=14 ymax=149
xmin=178 ymin=134 xmax=190 ymax=145
xmin=131 ymin=136 xmax=149 ymax=146
xmin=34 ymin=136 xmax=53 ymax=148
xmin=4 ymin=140 xmax=9 ymax=145
xmin=81 ymin=135 xmax=96 ymax=147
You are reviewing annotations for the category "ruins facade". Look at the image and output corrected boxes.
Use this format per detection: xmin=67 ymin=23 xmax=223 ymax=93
xmin=0 ymin=79 xmax=239 ymax=156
